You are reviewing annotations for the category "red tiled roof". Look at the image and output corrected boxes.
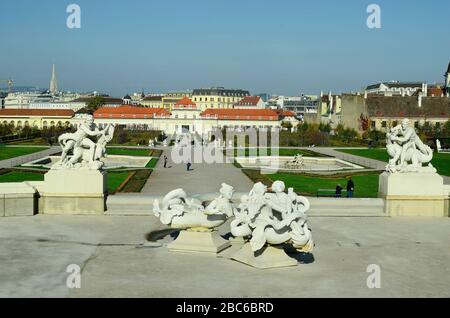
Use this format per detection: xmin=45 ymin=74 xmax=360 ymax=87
xmin=94 ymin=105 xmax=170 ymax=119
xmin=235 ymin=96 xmax=261 ymax=106
xmin=0 ymin=109 xmax=74 ymax=117
xmin=174 ymin=97 xmax=196 ymax=108
xmin=200 ymin=108 xmax=279 ymax=121
xmin=280 ymin=111 xmax=296 ymax=117
xmin=427 ymin=87 xmax=444 ymax=97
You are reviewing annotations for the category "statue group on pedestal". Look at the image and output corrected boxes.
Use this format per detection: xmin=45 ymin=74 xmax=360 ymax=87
xmin=284 ymin=153 xmax=304 ymax=169
xmin=56 ymin=114 xmax=115 ymax=170
xmin=153 ymin=180 xmax=314 ymax=265
xmin=386 ymin=118 xmax=435 ymax=173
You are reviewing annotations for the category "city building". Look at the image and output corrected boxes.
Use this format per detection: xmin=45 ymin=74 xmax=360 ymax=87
xmin=70 ymin=96 xmax=124 ymax=109
xmin=4 ymin=91 xmax=53 ymax=108
xmin=282 ymin=95 xmax=319 ymax=119
xmin=162 ymin=91 xmax=192 ymax=111
xmin=445 ymin=61 xmax=450 ymax=97
xmin=256 ymin=93 xmax=270 ymax=102
xmin=365 ymin=81 xmax=427 ymax=96
xmin=0 ymin=92 xmax=6 ymax=109
xmin=192 ymin=87 xmax=249 ymax=110
xmin=141 ymin=95 xmax=164 ymax=108
xmin=427 ymin=85 xmax=446 ymax=97
xmin=0 ymin=109 xmax=74 ymax=129
xmin=340 ymin=94 xmax=450 ymax=133
xmin=49 ymin=64 xmax=58 ymax=94
xmin=233 ymin=96 xmax=265 ymax=109
xmin=90 ymin=104 xmax=296 ymax=135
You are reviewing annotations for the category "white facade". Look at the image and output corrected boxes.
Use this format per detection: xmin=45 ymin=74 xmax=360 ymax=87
xmin=4 ymin=92 xmax=82 ymax=109
xmin=93 ymin=108 xmax=288 ymax=135
xmin=366 ymin=82 xmax=427 ymax=97
xmin=28 ymin=101 xmax=86 ymax=111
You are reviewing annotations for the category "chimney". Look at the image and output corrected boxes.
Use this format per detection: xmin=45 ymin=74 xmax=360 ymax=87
xmin=418 ymin=93 xmax=422 ymax=107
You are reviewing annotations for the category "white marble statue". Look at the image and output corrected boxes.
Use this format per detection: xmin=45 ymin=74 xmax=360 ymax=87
xmin=230 ymin=181 xmax=314 ymax=253
xmin=153 ymin=183 xmax=235 ymax=230
xmin=148 ymin=139 xmax=155 ymax=147
xmin=386 ymin=118 xmax=435 ymax=173
xmin=284 ymin=153 xmax=304 ymax=169
xmin=56 ymin=115 xmax=114 ymax=170
xmin=436 ymin=139 xmax=442 ymax=153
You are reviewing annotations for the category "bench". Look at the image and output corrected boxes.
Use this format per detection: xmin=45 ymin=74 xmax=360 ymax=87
xmin=316 ymin=189 xmax=348 ymax=197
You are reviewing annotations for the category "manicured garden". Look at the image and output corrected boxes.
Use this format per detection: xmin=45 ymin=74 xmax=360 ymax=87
xmin=0 ymin=169 xmax=150 ymax=194
xmin=337 ymin=148 xmax=450 ymax=176
xmin=106 ymin=148 xmax=153 ymax=157
xmin=0 ymin=146 xmax=49 ymax=161
xmin=241 ymin=169 xmax=380 ymax=198
xmin=229 ymin=148 xmax=328 ymax=157
xmin=107 ymin=171 xmax=132 ymax=193
xmin=145 ymin=158 xmax=159 ymax=168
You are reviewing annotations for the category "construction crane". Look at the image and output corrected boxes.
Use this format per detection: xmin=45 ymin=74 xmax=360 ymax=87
xmin=1 ymin=78 xmax=13 ymax=93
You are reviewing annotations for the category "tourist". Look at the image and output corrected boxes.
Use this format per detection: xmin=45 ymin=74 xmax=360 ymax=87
xmin=163 ymin=155 xmax=168 ymax=168
xmin=346 ymin=178 xmax=354 ymax=198
xmin=335 ymin=184 xmax=343 ymax=197
xmin=186 ymin=160 xmax=192 ymax=171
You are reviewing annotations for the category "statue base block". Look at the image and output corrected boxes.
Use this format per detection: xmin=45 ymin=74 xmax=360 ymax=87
xmin=379 ymin=171 xmax=446 ymax=217
xmin=231 ymin=243 xmax=297 ymax=269
xmin=40 ymin=169 xmax=107 ymax=215
xmin=167 ymin=230 xmax=230 ymax=254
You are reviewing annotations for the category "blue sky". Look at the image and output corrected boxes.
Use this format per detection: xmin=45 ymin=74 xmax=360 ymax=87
xmin=0 ymin=0 xmax=449 ymax=97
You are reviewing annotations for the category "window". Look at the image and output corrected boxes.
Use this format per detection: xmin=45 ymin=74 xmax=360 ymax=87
xmin=381 ymin=121 xmax=387 ymax=128
xmin=371 ymin=121 xmax=376 ymax=129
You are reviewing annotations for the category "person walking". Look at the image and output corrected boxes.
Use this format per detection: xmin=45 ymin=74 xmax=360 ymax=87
xmin=163 ymin=155 xmax=168 ymax=168
xmin=346 ymin=177 xmax=354 ymax=198
xmin=335 ymin=184 xmax=343 ymax=198
xmin=186 ymin=160 xmax=192 ymax=171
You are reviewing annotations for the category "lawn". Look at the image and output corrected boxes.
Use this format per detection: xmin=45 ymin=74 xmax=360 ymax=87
xmin=145 ymin=158 xmax=159 ymax=168
xmin=7 ymin=138 xmax=49 ymax=146
xmin=241 ymin=169 xmax=379 ymax=198
xmin=106 ymin=148 xmax=152 ymax=157
xmin=107 ymin=171 xmax=131 ymax=193
xmin=337 ymin=148 xmax=450 ymax=176
xmin=0 ymin=146 xmax=49 ymax=161
xmin=0 ymin=170 xmax=132 ymax=194
xmin=337 ymin=148 xmax=389 ymax=162
xmin=0 ymin=171 xmax=45 ymax=182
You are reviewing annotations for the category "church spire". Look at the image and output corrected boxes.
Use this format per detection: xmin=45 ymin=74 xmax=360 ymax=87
xmin=49 ymin=64 xmax=58 ymax=94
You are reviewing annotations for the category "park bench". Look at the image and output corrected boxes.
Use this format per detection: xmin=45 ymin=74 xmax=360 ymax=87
xmin=316 ymin=188 xmax=348 ymax=197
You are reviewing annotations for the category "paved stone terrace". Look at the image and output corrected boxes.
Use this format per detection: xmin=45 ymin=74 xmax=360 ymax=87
xmin=1 ymin=215 xmax=450 ymax=297
xmin=140 ymin=147 xmax=254 ymax=196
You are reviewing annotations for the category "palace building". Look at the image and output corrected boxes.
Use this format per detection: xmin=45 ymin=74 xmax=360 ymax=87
xmin=192 ymin=87 xmax=250 ymax=110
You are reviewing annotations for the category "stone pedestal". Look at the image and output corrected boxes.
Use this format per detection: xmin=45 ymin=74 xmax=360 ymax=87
xmin=40 ymin=169 xmax=107 ymax=215
xmin=231 ymin=243 xmax=298 ymax=269
xmin=167 ymin=229 xmax=230 ymax=254
xmin=378 ymin=171 xmax=446 ymax=217
xmin=0 ymin=183 xmax=37 ymax=217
